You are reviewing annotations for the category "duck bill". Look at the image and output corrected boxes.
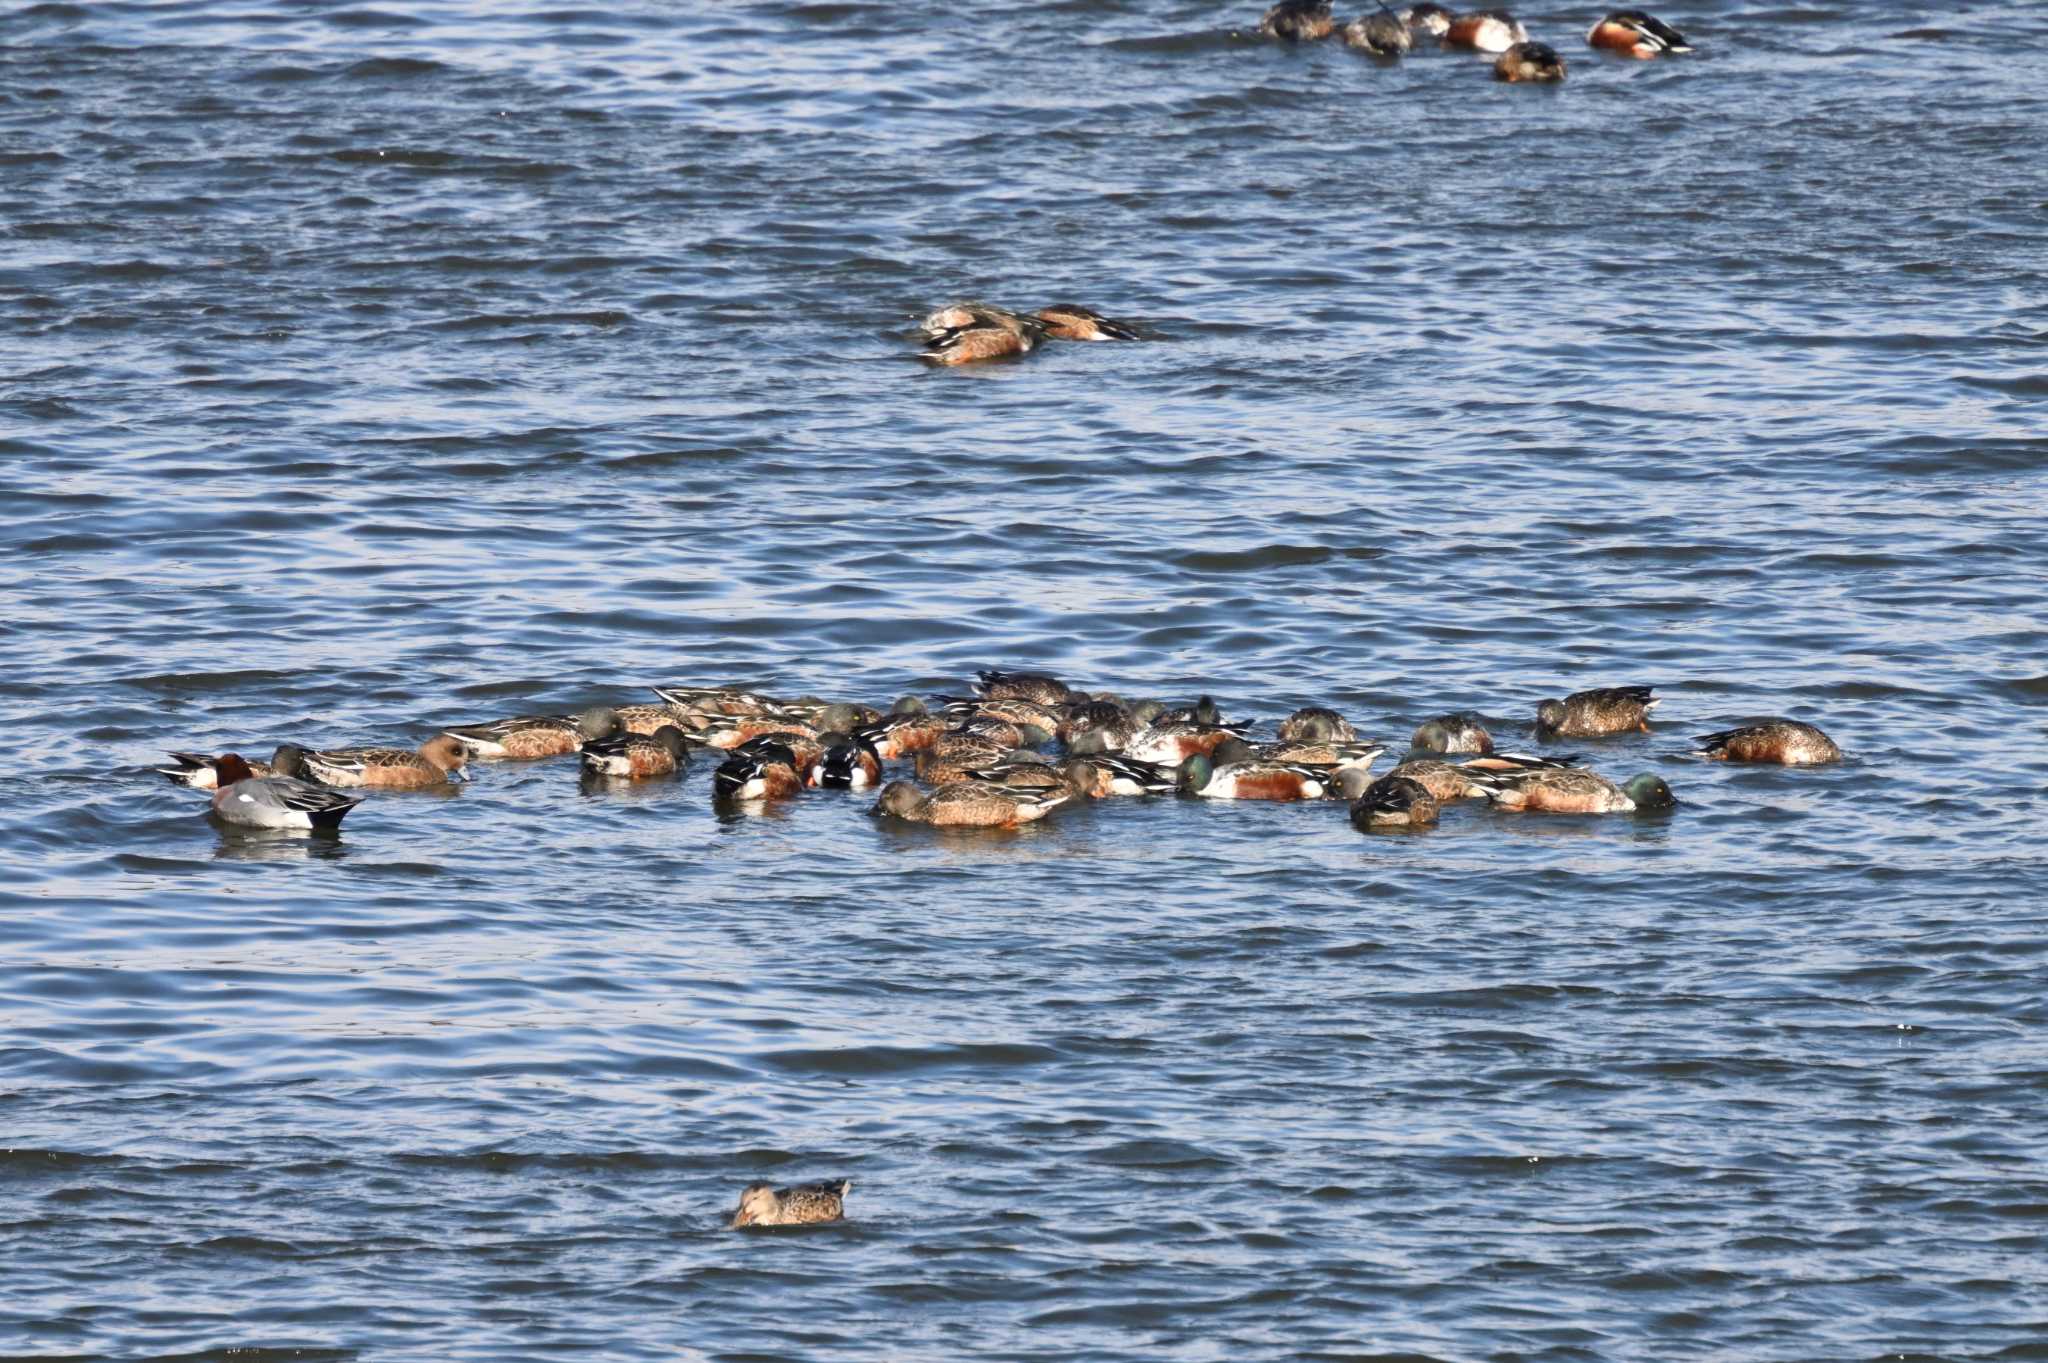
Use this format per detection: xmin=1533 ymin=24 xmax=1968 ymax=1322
xmin=731 ymin=1208 xmax=756 ymax=1227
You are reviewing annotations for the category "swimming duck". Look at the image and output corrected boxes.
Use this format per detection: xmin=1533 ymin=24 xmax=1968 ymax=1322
xmin=1401 ymin=1 xmax=1453 ymax=37
xmin=857 ymin=709 xmax=946 ymax=761
xmin=1383 ymin=751 xmax=1574 ymax=803
xmin=443 ymin=706 xmax=622 ymax=760
xmin=1276 ymin=706 xmax=1356 ymax=744
xmin=974 ymin=669 xmax=1077 ymax=706
xmin=1410 ymin=713 xmax=1493 ymax=754
xmin=1343 ymin=771 xmax=1441 ymax=829
xmin=579 ymin=725 xmax=689 ymax=779
xmin=1691 ymin=720 xmax=1841 ymax=766
xmin=921 ymin=305 xmax=1050 ymax=366
xmin=1494 ymin=40 xmax=1566 ymax=80
xmin=157 ymin=751 xmax=277 ymax=790
xmin=1062 ymin=699 xmax=1138 ymax=752
xmin=205 ymin=754 xmax=361 ymax=831
xmin=650 ymin=684 xmax=783 ymax=718
xmin=712 ymin=741 xmax=803 ymax=801
xmin=1471 ymin=766 xmax=1675 ymax=814
xmin=1260 ymin=739 xmax=1387 ymax=772
xmin=808 ymin=732 xmax=885 ymax=789
xmin=915 ymin=733 xmax=1015 ymax=784
xmin=1035 ymin=305 xmax=1139 ymax=341
xmin=1444 ymin=8 xmax=1527 ymax=51
xmin=279 ymin=735 xmax=468 ymax=790
xmin=1071 ymin=753 xmax=1179 ymax=796
xmin=1123 ymin=720 xmax=1250 ymax=767
xmin=1178 ymin=752 xmax=1339 ymax=801
xmin=1586 ymin=9 xmax=1690 ymax=57
xmin=871 ymin=779 xmax=1072 ymax=828
xmin=731 ymin=1178 xmax=850 ymax=1228
xmin=692 ymin=713 xmax=822 ymax=751
xmin=1155 ymin=696 xmax=1224 ymax=726
xmin=939 ymin=694 xmax=1065 ymax=738
xmin=1343 ymin=11 xmax=1411 ymax=54
xmin=1260 ymin=0 xmax=1337 ymax=41
xmin=1535 ymin=685 xmax=1659 ymax=738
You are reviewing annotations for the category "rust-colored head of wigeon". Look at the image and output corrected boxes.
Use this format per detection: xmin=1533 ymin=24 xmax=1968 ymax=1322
xmin=419 ymin=734 xmax=469 ymax=775
xmin=1586 ymin=10 xmax=1690 ymax=58
xmin=1494 ymin=40 xmax=1565 ymax=81
xmin=1035 ymin=305 xmax=1139 ymax=342
xmin=212 ymin=753 xmax=257 ymax=786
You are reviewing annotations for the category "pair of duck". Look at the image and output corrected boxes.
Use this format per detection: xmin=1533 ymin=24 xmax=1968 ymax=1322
xmin=161 ymin=736 xmax=475 ymax=831
xmin=920 ymin=302 xmax=1139 ymax=366
xmin=1261 ymin=2 xmax=1690 ymax=82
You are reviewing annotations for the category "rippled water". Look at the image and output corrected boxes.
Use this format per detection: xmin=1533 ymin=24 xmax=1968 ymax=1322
xmin=4 ymin=1 xmax=2047 ymax=1358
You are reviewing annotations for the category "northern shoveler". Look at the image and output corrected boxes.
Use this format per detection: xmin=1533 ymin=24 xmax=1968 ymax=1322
xmin=1495 ymin=40 xmax=1566 ymax=80
xmin=871 ymin=779 xmax=1072 ymax=827
xmin=1586 ymin=9 xmax=1690 ymax=57
xmin=1260 ymin=0 xmax=1336 ymax=41
xmin=443 ymin=706 xmax=622 ymax=760
xmin=1384 ymin=751 xmax=1575 ymax=803
xmin=579 ymin=725 xmax=688 ymax=779
xmin=279 ymin=735 xmax=468 ymax=789
xmin=1535 ymin=685 xmax=1659 ymax=737
xmin=1260 ymin=739 xmax=1386 ymax=772
xmin=1156 ymin=696 xmax=1223 ymax=726
xmin=1402 ymin=2 xmax=1454 ymax=37
xmin=1276 ymin=706 xmax=1356 ymax=744
xmin=1411 ymin=713 xmax=1493 ymax=754
xmin=1123 ymin=720 xmax=1249 ymax=767
xmin=205 ymin=754 xmax=361 ymax=831
xmin=1036 ymin=305 xmax=1139 ymax=341
xmin=1473 ymin=766 xmax=1675 ymax=813
xmin=731 ymin=1179 xmax=850 ymax=1228
xmin=1178 ymin=752 xmax=1338 ymax=801
xmin=1346 ymin=772 xmax=1441 ymax=829
xmin=921 ymin=305 xmax=1050 ymax=366
xmin=1343 ymin=11 xmax=1412 ymax=54
xmin=974 ymin=669 xmax=1076 ymax=706
xmin=1691 ymin=720 xmax=1841 ymax=765
xmin=1445 ymin=8 xmax=1527 ymax=51
xmin=711 ymin=741 xmax=803 ymax=801
xmin=808 ymin=732 xmax=885 ymax=789
xmin=915 ymin=734 xmax=1014 ymax=784
xmin=650 ymin=684 xmax=782 ymax=718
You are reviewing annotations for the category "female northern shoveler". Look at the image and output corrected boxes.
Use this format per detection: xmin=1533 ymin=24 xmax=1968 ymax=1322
xmin=808 ymin=732 xmax=885 ymax=789
xmin=921 ymin=305 xmax=1050 ymax=367
xmin=279 ymin=735 xmax=468 ymax=790
xmin=940 ymin=695 xmax=1065 ymax=738
xmin=871 ymin=779 xmax=1072 ymax=828
xmin=158 ymin=751 xmax=276 ymax=790
xmin=1178 ymin=752 xmax=1337 ymax=801
xmin=1586 ymin=10 xmax=1690 ymax=58
xmin=731 ymin=1179 xmax=850 ymax=1228
xmin=650 ymin=684 xmax=782 ymax=718
xmin=1445 ymin=8 xmax=1527 ymax=51
xmin=1260 ymin=739 xmax=1386 ymax=773
xmin=974 ymin=669 xmax=1076 ymax=706
xmin=712 ymin=741 xmax=804 ymax=801
xmin=1343 ymin=11 xmax=1411 ymax=55
xmin=444 ymin=706 xmax=621 ymax=760
xmin=915 ymin=734 xmax=1014 ymax=785
xmin=1035 ymin=305 xmax=1139 ymax=341
xmin=1535 ymin=685 xmax=1659 ymax=738
xmin=1473 ymin=766 xmax=1675 ymax=814
xmin=1260 ymin=0 xmax=1336 ymax=41
xmin=205 ymin=754 xmax=362 ymax=831
xmin=1277 ymin=705 xmax=1356 ymax=744
xmin=1411 ymin=713 xmax=1493 ymax=754
xmin=1384 ymin=751 xmax=1575 ymax=803
xmin=1124 ymin=720 xmax=1249 ymax=767
xmin=1692 ymin=719 xmax=1841 ymax=765
xmin=1495 ymin=40 xmax=1566 ymax=81
xmin=1344 ymin=772 xmax=1441 ymax=829
xmin=1401 ymin=2 xmax=1453 ymax=37
xmin=579 ymin=725 xmax=688 ymax=779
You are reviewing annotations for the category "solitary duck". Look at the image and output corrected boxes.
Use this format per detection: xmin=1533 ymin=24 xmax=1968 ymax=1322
xmin=1691 ymin=720 xmax=1841 ymax=765
xmin=1535 ymin=685 xmax=1659 ymax=738
xmin=1035 ymin=305 xmax=1139 ymax=341
xmin=1411 ymin=713 xmax=1493 ymax=754
xmin=1444 ymin=8 xmax=1527 ymax=51
xmin=1178 ymin=752 xmax=1338 ymax=801
xmin=731 ymin=1178 xmax=851 ymax=1228
xmin=1343 ymin=771 xmax=1441 ymax=829
xmin=1472 ymin=766 xmax=1675 ymax=814
xmin=158 ymin=751 xmax=277 ymax=790
xmin=1343 ymin=11 xmax=1411 ymax=54
xmin=280 ymin=735 xmax=468 ymax=790
xmin=1277 ymin=706 xmax=1356 ymax=744
xmin=1586 ymin=10 xmax=1690 ymax=57
xmin=871 ymin=779 xmax=1071 ymax=828
xmin=1260 ymin=0 xmax=1336 ymax=41
xmin=444 ymin=706 xmax=622 ymax=760
xmin=1494 ymin=40 xmax=1566 ymax=80
xmin=579 ymin=725 xmax=689 ymax=779
xmin=205 ymin=754 xmax=361 ymax=831
xmin=921 ymin=305 xmax=1050 ymax=366
xmin=712 ymin=742 xmax=803 ymax=801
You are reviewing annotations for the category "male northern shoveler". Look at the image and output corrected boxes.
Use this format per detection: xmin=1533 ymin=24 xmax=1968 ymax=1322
xmin=158 ymin=751 xmax=276 ymax=790
xmin=279 ymin=735 xmax=468 ymax=790
xmin=1586 ymin=10 xmax=1690 ymax=57
xmin=444 ymin=706 xmax=622 ymax=760
xmin=731 ymin=1179 xmax=850 ymax=1228
xmin=1156 ymin=696 xmax=1223 ymax=726
xmin=1692 ymin=719 xmax=1840 ymax=765
xmin=1411 ymin=713 xmax=1493 ymax=754
xmin=1178 ymin=752 xmax=1337 ymax=801
xmin=691 ymin=713 xmax=821 ymax=751
xmin=579 ymin=725 xmax=688 ymax=779
xmin=974 ymin=669 xmax=1076 ymax=706
xmin=1124 ymin=720 xmax=1249 ymax=767
xmin=808 ymin=732 xmax=885 ymax=790
xmin=1535 ymin=685 xmax=1659 ymax=737
xmin=712 ymin=741 xmax=803 ymax=801
xmin=1495 ymin=40 xmax=1566 ymax=80
xmin=1445 ymin=8 xmax=1527 ymax=51
xmin=1260 ymin=0 xmax=1336 ymax=41
xmin=1472 ymin=766 xmax=1675 ymax=813
xmin=1343 ymin=11 xmax=1411 ymax=55
xmin=205 ymin=754 xmax=362 ymax=831
xmin=1035 ymin=305 xmax=1139 ymax=341
xmin=1277 ymin=706 xmax=1356 ymax=744
xmin=871 ymin=779 xmax=1072 ymax=828
xmin=921 ymin=305 xmax=1050 ymax=367
xmin=1345 ymin=772 xmax=1441 ymax=829
xmin=1402 ymin=2 xmax=1454 ymax=37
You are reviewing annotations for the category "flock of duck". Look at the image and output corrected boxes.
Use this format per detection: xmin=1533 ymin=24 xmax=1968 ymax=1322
xmin=1259 ymin=2 xmax=1692 ymax=82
